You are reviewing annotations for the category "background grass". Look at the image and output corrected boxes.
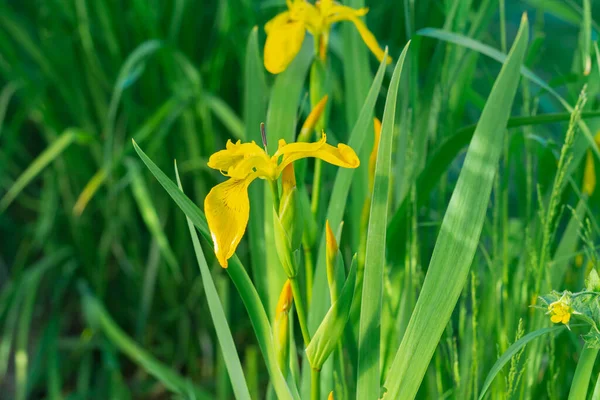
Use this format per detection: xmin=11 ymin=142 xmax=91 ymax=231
xmin=1 ymin=0 xmax=600 ymax=399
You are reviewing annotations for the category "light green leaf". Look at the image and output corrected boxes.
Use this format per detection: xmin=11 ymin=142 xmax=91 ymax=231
xmin=383 ymin=15 xmax=530 ymax=400
xmin=357 ymin=41 xmax=410 ymax=400
xmin=0 ymin=129 xmax=83 ymax=213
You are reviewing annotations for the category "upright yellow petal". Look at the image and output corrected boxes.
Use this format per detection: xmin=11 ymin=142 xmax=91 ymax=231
xmin=204 ymin=177 xmax=254 ymax=268
xmin=275 ymin=133 xmax=360 ymax=174
xmin=264 ymin=19 xmax=306 ymax=74
xmin=265 ymin=11 xmax=292 ymax=35
xmin=583 ymin=150 xmax=596 ymax=196
xmin=326 ymin=6 xmax=390 ymax=64
xmin=208 ymin=140 xmax=267 ymax=174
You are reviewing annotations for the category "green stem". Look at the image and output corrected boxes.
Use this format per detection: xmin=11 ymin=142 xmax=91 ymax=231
xmin=568 ymin=345 xmax=598 ymax=400
xmin=269 ymin=180 xmax=280 ymax=211
xmin=303 ymin=241 xmax=314 ymax=307
xmin=310 ymin=158 xmax=323 ymax=216
xmin=311 ymin=368 xmax=321 ymax=400
xmin=289 ymin=277 xmax=311 ymax=346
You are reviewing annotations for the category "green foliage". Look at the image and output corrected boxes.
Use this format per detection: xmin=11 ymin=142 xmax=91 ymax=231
xmin=2 ymin=1 xmax=600 ymax=399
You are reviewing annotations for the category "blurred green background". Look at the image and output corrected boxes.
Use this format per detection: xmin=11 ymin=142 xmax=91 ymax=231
xmin=1 ymin=0 xmax=600 ymax=399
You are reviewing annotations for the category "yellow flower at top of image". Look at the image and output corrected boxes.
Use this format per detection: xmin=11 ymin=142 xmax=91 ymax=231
xmin=582 ymin=131 xmax=600 ymax=196
xmin=264 ymin=0 xmax=391 ymax=74
xmin=547 ymin=295 xmax=573 ymax=325
xmin=204 ymin=132 xmax=360 ymax=268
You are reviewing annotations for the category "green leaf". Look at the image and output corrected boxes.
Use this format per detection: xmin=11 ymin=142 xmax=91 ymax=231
xmin=205 ymin=93 xmax=245 ymax=140
xmin=356 ymin=42 xmax=410 ymax=400
xmin=132 ymin=140 xmax=297 ymax=400
xmin=478 ymin=326 xmax=566 ymax=400
xmin=244 ymin=27 xmax=269 ymax=311
xmin=306 ymin=255 xmax=358 ymax=370
xmin=382 ymin=15 xmax=530 ymax=400
xmin=308 ymin=51 xmax=389 ymax=334
xmin=126 ymin=160 xmax=182 ymax=282
xmin=0 ymin=129 xmax=82 ymax=212
xmin=174 ymin=162 xmax=251 ymax=400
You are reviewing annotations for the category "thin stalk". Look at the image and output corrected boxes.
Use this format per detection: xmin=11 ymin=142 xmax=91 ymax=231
xmin=311 ymin=159 xmax=323 ymax=216
xmin=303 ymin=242 xmax=314 ymax=306
xmin=311 ymin=368 xmax=321 ymax=400
xmin=289 ymin=277 xmax=311 ymax=346
xmin=568 ymin=345 xmax=598 ymax=400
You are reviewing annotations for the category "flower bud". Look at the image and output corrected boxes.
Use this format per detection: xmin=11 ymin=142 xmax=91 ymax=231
xmin=274 ymin=280 xmax=293 ymax=375
xmin=325 ymin=220 xmax=340 ymax=303
xmin=279 ymin=164 xmax=303 ymax=251
xmin=328 ymin=391 xmax=334 ymax=400
xmin=298 ymin=95 xmax=328 ymax=142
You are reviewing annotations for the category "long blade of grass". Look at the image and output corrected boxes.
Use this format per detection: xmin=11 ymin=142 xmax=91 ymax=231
xmin=356 ymin=42 xmax=410 ymax=400
xmin=478 ymin=325 xmax=566 ymax=399
xmin=127 ymin=160 xmax=182 ymax=282
xmin=132 ymin=140 xmax=297 ymax=400
xmin=382 ymin=15 xmax=529 ymax=400
xmin=174 ymin=161 xmax=251 ymax=400
xmin=0 ymin=129 xmax=83 ymax=212
xmin=416 ymin=26 xmax=599 ymax=165
xmin=205 ymin=93 xmax=245 ymax=140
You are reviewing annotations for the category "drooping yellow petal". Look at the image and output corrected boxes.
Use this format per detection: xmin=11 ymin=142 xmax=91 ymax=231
xmin=204 ymin=177 xmax=255 ymax=268
xmin=550 ymin=314 xmax=562 ymax=324
xmin=326 ymin=6 xmax=390 ymax=64
xmin=264 ymin=19 xmax=306 ymax=74
xmin=583 ymin=150 xmax=596 ymax=196
xmin=368 ymin=117 xmax=382 ymax=189
xmin=265 ymin=11 xmax=292 ymax=35
xmin=275 ymin=133 xmax=360 ymax=174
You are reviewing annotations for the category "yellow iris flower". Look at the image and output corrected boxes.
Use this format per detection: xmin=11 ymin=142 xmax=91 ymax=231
xmin=264 ymin=0 xmax=391 ymax=74
xmin=205 ymin=133 xmax=360 ymax=267
xmin=547 ymin=297 xmax=572 ymax=324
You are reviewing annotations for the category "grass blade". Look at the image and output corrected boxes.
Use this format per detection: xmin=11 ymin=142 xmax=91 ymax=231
xmin=356 ymin=42 xmax=410 ymax=400
xmin=478 ymin=326 xmax=566 ymax=400
xmin=0 ymin=129 xmax=82 ymax=212
xmin=382 ymin=15 xmax=529 ymax=400
xmin=174 ymin=161 xmax=251 ymax=400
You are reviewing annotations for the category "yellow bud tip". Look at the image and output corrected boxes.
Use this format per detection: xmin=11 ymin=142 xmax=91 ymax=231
xmin=299 ymin=95 xmax=329 ymax=141
xmin=276 ymin=279 xmax=293 ymax=315
xmin=328 ymin=391 xmax=334 ymax=400
xmin=325 ymin=220 xmax=338 ymax=257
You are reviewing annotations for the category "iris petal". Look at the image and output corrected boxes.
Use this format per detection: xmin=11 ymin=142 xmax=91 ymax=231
xmin=204 ymin=177 xmax=255 ymax=268
xmin=264 ymin=19 xmax=306 ymax=74
xmin=275 ymin=133 xmax=360 ymax=174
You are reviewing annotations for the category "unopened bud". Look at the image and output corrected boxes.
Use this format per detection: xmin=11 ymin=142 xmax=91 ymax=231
xmin=274 ymin=280 xmax=292 ymax=375
xmin=278 ymin=164 xmax=303 ymax=253
xmin=328 ymin=391 xmax=334 ymax=400
xmin=369 ymin=117 xmax=382 ymax=191
xmin=325 ymin=220 xmax=341 ymax=303
xmin=298 ymin=95 xmax=328 ymax=142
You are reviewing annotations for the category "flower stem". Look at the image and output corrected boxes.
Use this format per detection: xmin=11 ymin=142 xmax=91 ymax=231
xmin=568 ymin=345 xmax=598 ymax=399
xmin=311 ymin=368 xmax=321 ymax=400
xmin=311 ymin=159 xmax=323 ymax=215
xmin=289 ymin=276 xmax=311 ymax=346
xmin=269 ymin=180 xmax=280 ymax=211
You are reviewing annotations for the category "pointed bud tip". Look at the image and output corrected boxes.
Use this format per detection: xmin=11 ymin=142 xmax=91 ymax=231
xmin=276 ymin=280 xmax=293 ymax=315
xmin=325 ymin=220 xmax=338 ymax=254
